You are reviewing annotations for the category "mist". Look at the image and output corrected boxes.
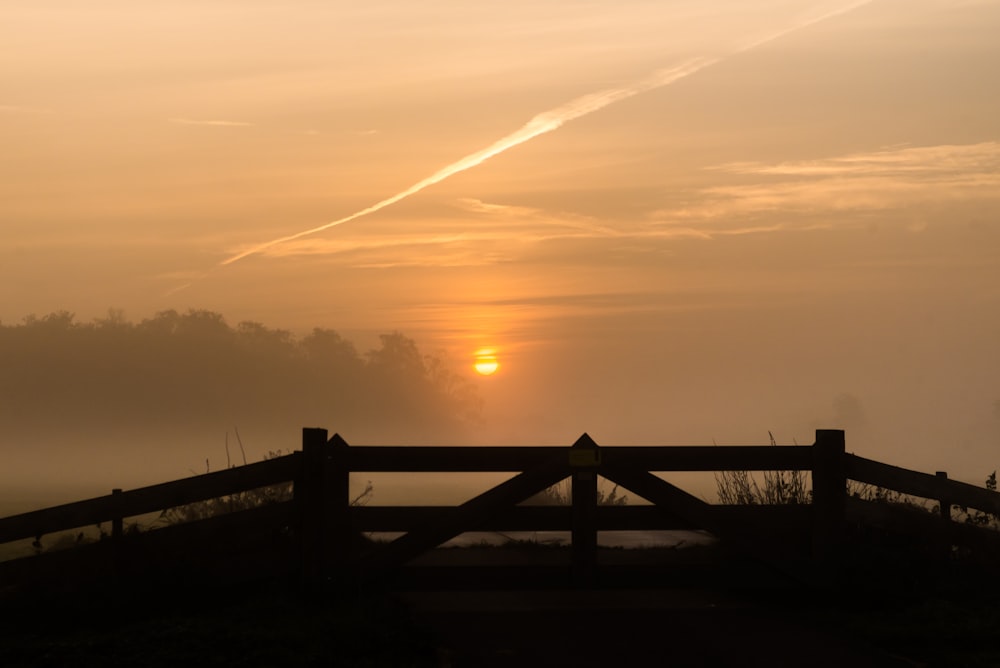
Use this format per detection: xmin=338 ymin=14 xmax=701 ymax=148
xmin=0 ymin=310 xmax=481 ymax=515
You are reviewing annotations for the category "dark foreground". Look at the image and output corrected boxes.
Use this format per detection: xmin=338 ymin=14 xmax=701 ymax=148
xmin=402 ymin=588 xmax=912 ymax=668
xmin=3 ymin=575 xmax=999 ymax=668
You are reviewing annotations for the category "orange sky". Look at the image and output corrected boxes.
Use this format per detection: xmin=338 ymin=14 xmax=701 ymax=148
xmin=2 ymin=0 xmax=999 ymax=486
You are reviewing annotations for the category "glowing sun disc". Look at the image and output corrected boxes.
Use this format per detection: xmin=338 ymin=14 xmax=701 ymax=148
xmin=474 ymin=349 xmax=499 ymax=376
xmin=474 ymin=359 xmax=499 ymax=375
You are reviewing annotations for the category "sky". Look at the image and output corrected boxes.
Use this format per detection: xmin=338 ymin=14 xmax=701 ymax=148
xmin=2 ymin=0 xmax=999 ymax=499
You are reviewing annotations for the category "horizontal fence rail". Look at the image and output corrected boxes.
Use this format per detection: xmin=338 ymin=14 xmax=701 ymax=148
xmin=342 ymin=445 xmax=815 ymax=472
xmin=0 ymin=453 xmax=301 ymax=544
xmin=846 ymin=455 xmax=1000 ymax=517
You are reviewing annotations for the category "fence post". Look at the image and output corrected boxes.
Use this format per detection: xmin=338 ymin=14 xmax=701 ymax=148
xmin=297 ymin=427 xmax=329 ymax=587
xmin=327 ymin=433 xmax=353 ymax=583
xmin=812 ymin=429 xmax=845 ymax=578
xmin=570 ymin=433 xmax=600 ymax=587
xmin=936 ymin=471 xmax=952 ymax=561
xmin=111 ymin=488 xmax=123 ymax=539
xmin=935 ymin=472 xmax=951 ymax=521
xmin=109 ymin=487 xmax=126 ymax=583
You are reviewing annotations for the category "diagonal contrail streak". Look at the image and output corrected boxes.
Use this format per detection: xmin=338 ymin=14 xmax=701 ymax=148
xmin=219 ymin=59 xmax=711 ymax=267
xmin=214 ymin=1 xmax=871 ymax=269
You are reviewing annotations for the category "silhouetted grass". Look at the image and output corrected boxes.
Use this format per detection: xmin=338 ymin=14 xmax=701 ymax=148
xmin=714 ymin=432 xmax=810 ymax=505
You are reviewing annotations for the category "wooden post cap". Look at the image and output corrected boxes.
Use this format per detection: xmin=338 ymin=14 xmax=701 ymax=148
xmin=569 ymin=433 xmax=600 ymax=467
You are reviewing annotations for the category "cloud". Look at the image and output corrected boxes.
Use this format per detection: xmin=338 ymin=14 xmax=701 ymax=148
xmin=238 ymin=196 xmax=634 ymax=268
xmin=207 ymin=1 xmax=874 ymax=272
xmin=155 ymin=0 xmax=874 ymax=296
xmin=168 ymin=118 xmax=254 ymax=127
xmin=213 ymin=57 xmax=716 ymax=269
xmin=453 ymin=198 xmax=541 ymax=218
xmin=179 ymin=138 xmax=999 ymax=280
xmin=273 ymin=232 xmax=481 ymax=258
xmin=654 ymin=142 xmax=1000 ymax=232
xmin=714 ymin=142 xmax=1000 ymax=178
xmin=455 ymin=198 xmax=619 ymax=236
xmin=258 ymin=225 xmax=591 ymax=268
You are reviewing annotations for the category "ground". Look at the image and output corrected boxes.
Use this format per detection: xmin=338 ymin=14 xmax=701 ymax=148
xmin=3 ymin=543 xmax=1000 ymax=667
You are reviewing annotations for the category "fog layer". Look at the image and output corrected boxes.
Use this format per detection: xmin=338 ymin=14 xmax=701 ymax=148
xmin=0 ymin=310 xmax=480 ymax=513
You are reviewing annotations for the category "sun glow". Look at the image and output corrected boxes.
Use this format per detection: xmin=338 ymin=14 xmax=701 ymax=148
xmin=473 ymin=348 xmax=500 ymax=376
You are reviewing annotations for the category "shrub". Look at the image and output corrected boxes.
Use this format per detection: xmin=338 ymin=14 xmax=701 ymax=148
xmin=714 ymin=432 xmax=810 ymax=505
xmin=159 ymin=434 xmax=374 ymax=526
xmin=957 ymin=470 xmax=998 ymax=529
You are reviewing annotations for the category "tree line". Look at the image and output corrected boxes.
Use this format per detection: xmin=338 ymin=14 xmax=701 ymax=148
xmin=0 ymin=309 xmax=481 ymax=445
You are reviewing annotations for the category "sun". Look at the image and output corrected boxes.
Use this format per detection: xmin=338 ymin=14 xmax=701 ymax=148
xmin=473 ymin=348 xmax=499 ymax=376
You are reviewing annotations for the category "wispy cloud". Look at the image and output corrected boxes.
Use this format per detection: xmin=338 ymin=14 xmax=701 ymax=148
xmin=200 ymin=139 xmax=998 ymax=277
xmin=156 ymin=0 xmax=873 ymax=295
xmin=168 ymin=118 xmax=254 ymax=127
xmin=456 ymin=198 xmax=619 ymax=237
xmin=214 ymin=57 xmax=715 ymax=268
xmin=241 ymin=194 xmax=637 ymax=268
xmin=655 ymin=142 xmax=1000 ymax=231
xmin=454 ymin=198 xmax=541 ymax=218
xmin=260 ymin=225 xmax=596 ymax=268
xmin=715 ymin=142 xmax=1000 ymax=178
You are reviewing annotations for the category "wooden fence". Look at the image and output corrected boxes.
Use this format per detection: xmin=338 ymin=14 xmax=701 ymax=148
xmin=1 ymin=428 xmax=998 ymax=594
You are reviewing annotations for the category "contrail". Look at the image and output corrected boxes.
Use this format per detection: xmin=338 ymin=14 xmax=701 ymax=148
xmin=218 ymin=59 xmax=711 ymax=266
xmin=215 ymin=1 xmax=871 ymax=269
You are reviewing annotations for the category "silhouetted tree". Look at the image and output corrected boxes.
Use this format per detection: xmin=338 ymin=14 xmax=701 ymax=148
xmin=0 ymin=310 xmax=481 ymax=450
xmin=301 ymin=328 xmax=362 ymax=372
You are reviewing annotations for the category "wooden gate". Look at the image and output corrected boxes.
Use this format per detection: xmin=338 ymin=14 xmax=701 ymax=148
xmin=3 ymin=428 xmax=999 ymax=595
